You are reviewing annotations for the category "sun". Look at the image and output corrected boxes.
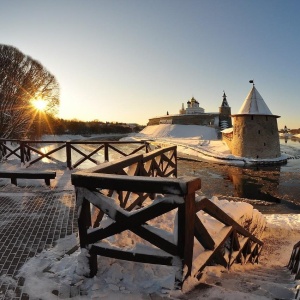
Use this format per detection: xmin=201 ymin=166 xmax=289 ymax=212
xmin=31 ymin=98 xmax=47 ymax=111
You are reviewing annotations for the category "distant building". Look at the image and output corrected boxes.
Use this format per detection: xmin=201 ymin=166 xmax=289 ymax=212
xmin=222 ymin=84 xmax=280 ymax=159
xmin=147 ymin=94 xmax=232 ymax=129
xmin=219 ymin=92 xmax=232 ymax=129
xmin=180 ymin=97 xmax=205 ymax=114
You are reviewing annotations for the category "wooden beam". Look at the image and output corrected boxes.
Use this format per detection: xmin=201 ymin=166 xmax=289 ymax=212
xmin=72 ymin=173 xmax=200 ymax=196
xmin=90 ymin=245 xmax=174 ymax=266
xmin=194 ymin=217 xmax=215 ymax=250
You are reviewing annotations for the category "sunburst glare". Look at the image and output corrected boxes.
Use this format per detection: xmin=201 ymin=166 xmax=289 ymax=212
xmin=31 ymin=98 xmax=47 ymax=111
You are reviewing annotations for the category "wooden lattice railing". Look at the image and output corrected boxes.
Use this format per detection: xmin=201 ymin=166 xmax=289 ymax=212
xmin=71 ymin=146 xmax=264 ymax=289
xmin=288 ymin=241 xmax=300 ymax=280
xmin=0 ymin=138 xmax=151 ymax=169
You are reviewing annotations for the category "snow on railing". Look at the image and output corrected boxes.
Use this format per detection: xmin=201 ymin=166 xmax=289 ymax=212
xmin=71 ymin=146 xmax=264 ymax=290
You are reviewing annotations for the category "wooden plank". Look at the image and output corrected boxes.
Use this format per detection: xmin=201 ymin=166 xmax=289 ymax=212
xmin=132 ymin=225 xmax=179 ymax=256
xmin=72 ymin=173 xmax=200 ymax=196
xmin=107 ymin=144 xmax=130 ymax=157
xmin=86 ymin=194 xmax=184 ymax=244
xmin=192 ymin=226 xmax=233 ymax=279
xmin=0 ymin=171 xmax=56 ymax=179
xmin=91 ymin=206 xmax=104 ymax=228
xmin=212 ymin=250 xmax=228 ymax=268
xmin=90 ymin=245 xmax=174 ymax=266
xmin=142 ymin=146 xmax=176 ymax=162
xmin=71 ymin=144 xmax=104 ymax=168
xmin=231 ymin=229 xmax=240 ymax=251
xmin=87 ymin=153 xmax=143 ymax=174
xmin=176 ymin=205 xmax=185 ymax=258
xmin=196 ymin=198 xmax=263 ymax=245
xmin=292 ymin=249 xmax=300 ymax=274
xmin=69 ymin=141 xmax=148 ymax=145
xmin=78 ymin=198 xmax=92 ymax=248
xmin=125 ymin=193 xmax=149 ymax=211
xmin=89 ymin=252 xmax=98 ymax=277
xmin=2 ymin=145 xmax=21 ymax=159
xmin=229 ymin=237 xmax=249 ymax=266
xmin=183 ymin=191 xmax=196 ymax=278
xmin=126 ymin=144 xmax=148 ymax=156
xmin=194 ymin=217 xmax=215 ymax=250
xmin=26 ymin=144 xmax=66 ymax=166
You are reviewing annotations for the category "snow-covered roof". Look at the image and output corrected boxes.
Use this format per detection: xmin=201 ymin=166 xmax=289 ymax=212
xmin=234 ymin=86 xmax=279 ymax=117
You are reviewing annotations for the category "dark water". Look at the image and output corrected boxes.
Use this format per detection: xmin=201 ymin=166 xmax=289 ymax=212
xmin=178 ymin=138 xmax=300 ymax=214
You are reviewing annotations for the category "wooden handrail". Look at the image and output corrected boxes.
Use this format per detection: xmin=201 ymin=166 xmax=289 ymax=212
xmin=72 ymin=173 xmax=199 ymax=195
xmin=196 ymin=198 xmax=263 ymax=245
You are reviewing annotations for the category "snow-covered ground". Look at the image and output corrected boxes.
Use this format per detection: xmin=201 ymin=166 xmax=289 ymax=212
xmin=1 ymin=127 xmax=300 ymax=299
xmin=12 ymin=192 xmax=300 ymax=300
xmin=11 ymin=196 xmax=300 ymax=300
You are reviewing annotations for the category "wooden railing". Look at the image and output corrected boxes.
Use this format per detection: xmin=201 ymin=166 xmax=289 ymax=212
xmin=71 ymin=146 xmax=263 ymax=289
xmin=288 ymin=241 xmax=300 ymax=279
xmin=0 ymin=138 xmax=151 ymax=169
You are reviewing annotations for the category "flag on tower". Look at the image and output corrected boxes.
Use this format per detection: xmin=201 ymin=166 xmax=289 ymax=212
xmin=249 ymin=80 xmax=254 ymax=83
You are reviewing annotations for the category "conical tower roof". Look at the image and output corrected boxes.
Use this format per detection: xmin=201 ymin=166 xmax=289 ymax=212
xmin=233 ymin=86 xmax=279 ymax=117
xmin=221 ymin=91 xmax=229 ymax=107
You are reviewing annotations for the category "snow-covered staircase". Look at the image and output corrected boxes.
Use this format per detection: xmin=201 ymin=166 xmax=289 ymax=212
xmin=202 ymin=265 xmax=298 ymax=299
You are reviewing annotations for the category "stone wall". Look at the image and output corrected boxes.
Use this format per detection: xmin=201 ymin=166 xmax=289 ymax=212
xmin=147 ymin=117 xmax=162 ymax=126
xmin=231 ymin=115 xmax=280 ymax=159
xmin=147 ymin=114 xmax=219 ymax=126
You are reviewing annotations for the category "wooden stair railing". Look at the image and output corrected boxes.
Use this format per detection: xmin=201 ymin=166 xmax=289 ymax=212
xmin=192 ymin=198 xmax=264 ymax=279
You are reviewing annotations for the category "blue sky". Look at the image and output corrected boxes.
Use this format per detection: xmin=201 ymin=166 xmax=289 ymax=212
xmin=1 ymin=0 xmax=300 ymax=128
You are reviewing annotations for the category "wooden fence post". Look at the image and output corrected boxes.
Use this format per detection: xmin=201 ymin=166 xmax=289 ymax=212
xmin=25 ymin=142 xmax=31 ymax=161
xmin=183 ymin=191 xmax=196 ymax=277
xmin=174 ymin=147 xmax=178 ymax=178
xmin=176 ymin=203 xmax=185 ymax=287
xmin=0 ymin=140 xmax=6 ymax=159
xmin=20 ymin=141 xmax=25 ymax=164
xmin=145 ymin=141 xmax=150 ymax=153
xmin=77 ymin=191 xmax=98 ymax=277
xmin=66 ymin=141 xmax=72 ymax=169
xmin=104 ymin=143 xmax=109 ymax=162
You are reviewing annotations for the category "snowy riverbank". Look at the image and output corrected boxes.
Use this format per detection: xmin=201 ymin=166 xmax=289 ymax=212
xmin=122 ymin=124 xmax=292 ymax=166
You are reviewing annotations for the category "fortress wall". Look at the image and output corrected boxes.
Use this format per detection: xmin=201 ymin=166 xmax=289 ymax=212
xmin=222 ymin=133 xmax=233 ymax=149
xmin=172 ymin=115 xmax=217 ymax=125
xmin=147 ymin=114 xmax=219 ymax=126
xmin=231 ymin=115 xmax=280 ymax=159
xmin=147 ymin=117 xmax=161 ymax=125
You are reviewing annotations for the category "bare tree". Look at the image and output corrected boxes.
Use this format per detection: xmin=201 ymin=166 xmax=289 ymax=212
xmin=0 ymin=44 xmax=59 ymax=139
